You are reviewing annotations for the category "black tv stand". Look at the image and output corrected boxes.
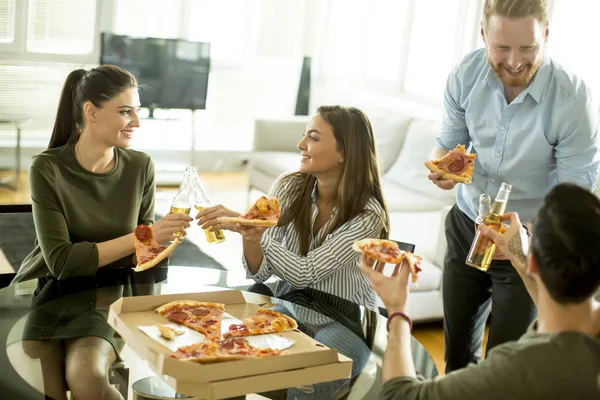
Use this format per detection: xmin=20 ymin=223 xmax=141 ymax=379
xmin=142 ymin=107 xmax=176 ymax=121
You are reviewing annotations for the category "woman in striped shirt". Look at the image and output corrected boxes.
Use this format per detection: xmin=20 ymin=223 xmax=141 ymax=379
xmin=196 ymin=105 xmax=390 ymax=309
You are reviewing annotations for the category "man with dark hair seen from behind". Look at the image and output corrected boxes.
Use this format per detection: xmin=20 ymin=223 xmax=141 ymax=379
xmin=362 ymin=183 xmax=600 ymax=399
xmin=427 ymin=0 xmax=600 ymax=373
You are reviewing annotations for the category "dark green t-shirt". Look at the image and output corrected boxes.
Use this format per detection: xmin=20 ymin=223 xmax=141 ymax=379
xmin=14 ymin=144 xmax=155 ymax=283
xmin=381 ymin=324 xmax=600 ymax=399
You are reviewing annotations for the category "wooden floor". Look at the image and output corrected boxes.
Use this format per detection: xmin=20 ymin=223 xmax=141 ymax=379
xmin=0 ymin=169 xmax=491 ymax=375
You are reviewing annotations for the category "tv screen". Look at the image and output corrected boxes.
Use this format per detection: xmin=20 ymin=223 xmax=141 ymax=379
xmin=100 ymin=33 xmax=211 ymax=111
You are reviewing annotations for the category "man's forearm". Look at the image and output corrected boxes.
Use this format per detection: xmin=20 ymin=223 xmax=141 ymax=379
xmin=382 ymin=314 xmax=416 ymax=383
xmin=507 ymin=231 xmax=538 ymax=306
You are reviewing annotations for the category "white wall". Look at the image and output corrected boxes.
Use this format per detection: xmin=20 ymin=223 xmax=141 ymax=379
xmin=0 ymin=0 xmax=314 ymax=181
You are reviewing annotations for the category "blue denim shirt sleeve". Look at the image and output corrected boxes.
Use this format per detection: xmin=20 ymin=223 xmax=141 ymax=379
xmin=555 ymin=97 xmax=600 ymax=190
xmin=438 ymin=67 xmax=470 ymax=151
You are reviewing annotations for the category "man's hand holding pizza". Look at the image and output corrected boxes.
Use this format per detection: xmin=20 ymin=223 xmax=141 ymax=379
xmin=428 ymin=171 xmax=459 ymax=190
xmin=425 ymin=145 xmax=476 ymax=189
xmin=360 ymin=253 xmax=410 ymax=315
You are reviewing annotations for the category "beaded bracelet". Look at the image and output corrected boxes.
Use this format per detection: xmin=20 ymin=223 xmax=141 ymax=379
xmin=387 ymin=311 xmax=412 ymax=332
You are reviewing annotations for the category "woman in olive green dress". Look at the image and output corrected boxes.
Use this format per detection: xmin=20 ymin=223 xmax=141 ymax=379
xmin=15 ymin=65 xmax=192 ymax=400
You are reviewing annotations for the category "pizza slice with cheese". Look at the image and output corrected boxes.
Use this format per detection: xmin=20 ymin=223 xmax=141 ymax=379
xmin=155 ymin=300 xmax=225 ymax=340
xmin=132 ymin=224 xmax=181 ymax=272
xmin=216 ymin=196 xmax=280 ymax=227
xmin=223 ymin=308 xmax=297 ymax=337
xmin=353 ymin=239 xmax=423 ymax=283
xmin=425 ymin=144 xmax=476 ymax=184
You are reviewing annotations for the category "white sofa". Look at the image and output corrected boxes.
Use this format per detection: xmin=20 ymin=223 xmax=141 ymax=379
xmin=247 ymin=114 xmax=456 ymax=322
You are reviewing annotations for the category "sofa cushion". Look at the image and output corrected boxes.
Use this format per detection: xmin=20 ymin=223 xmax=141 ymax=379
xmin=249 ymin=151 xmax=300 ymax=177
xmin=385 ymin=119 xmax=456 ymax=203
xmin=382 ymin=178 xmax=453 ymax=212
xmin=371 ymin=116 xmax=413 ymax=173
xmin=388 ymin=210 xmax=442 ymax=263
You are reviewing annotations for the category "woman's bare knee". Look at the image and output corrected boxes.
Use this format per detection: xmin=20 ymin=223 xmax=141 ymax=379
xmin=65 ymin=337 xmax=121 ymax=400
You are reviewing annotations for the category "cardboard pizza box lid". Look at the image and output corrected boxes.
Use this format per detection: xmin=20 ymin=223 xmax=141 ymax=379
xmin=108 ymin=289 xmax=349 ymax=384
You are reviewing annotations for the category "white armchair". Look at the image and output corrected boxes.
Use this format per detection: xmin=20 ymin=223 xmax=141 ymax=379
xmin=247 ymin=117 xmax=310 ymax=195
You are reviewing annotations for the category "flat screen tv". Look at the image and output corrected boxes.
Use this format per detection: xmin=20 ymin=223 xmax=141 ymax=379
xmin=100 ymin=33 xmax=211 ymax=116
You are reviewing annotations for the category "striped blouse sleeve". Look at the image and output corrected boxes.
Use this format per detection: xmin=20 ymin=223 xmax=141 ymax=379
xmin=255 ymin=206 xmax=384 ymax=289
xmin=242 ymin=174 xmax=292 ymax=282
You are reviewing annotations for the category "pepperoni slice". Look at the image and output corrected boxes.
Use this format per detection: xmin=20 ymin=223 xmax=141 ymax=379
xmin=229 ymin=323 xmax=248 ymax=332
xmin=380 ymin=246 xmax=401 ymax=257
xmin=192 ymin=308 xmax=210 ymax=317
xmin=220 ymin=339 xmax=236 ymax=349
xmin=447 ymin=158 xmax=465 ymax=173
xmin=135 ymin=224 xmax=153 ymax=242
xmin=168 ymin=311 xmax=188 ymax=321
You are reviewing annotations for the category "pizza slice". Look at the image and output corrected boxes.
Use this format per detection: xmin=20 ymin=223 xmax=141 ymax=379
xmin=155 ymin=300 xmax=225 ymax=340
xmin=169 ymin=337 xmax=283 ymax=363
xmin=216 ymin=196 xmax=280 ymax=227
xmin=133 ymin=224 xmax=181 ymax=272
xmin=353 ymin=239 xmax=423 ymax=283
xmin=223 ymin=307 xmax=298 ymax=338
xmin=425 ymin=144 xmax=476 ymax=184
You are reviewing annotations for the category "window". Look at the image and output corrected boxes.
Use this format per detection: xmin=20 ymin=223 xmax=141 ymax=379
xmin=548 ymin=0 xmax=600 ymax=108
xmin=112 ymin=0 xmax=183 ymax=39
xmin=322 ymin=0 xmax=369 ymax=79
xmin=187 ymin=0 xmax=249 ymax=61
xmin=403 ymin=0 xmax=463 ymax=98
xmin=362 ymin=0 xmax=411 ymax=82
xmin=0 ymin=0 xmax=15 ymax=43
xmin=27 ymin=0 xmax=97 ymax=55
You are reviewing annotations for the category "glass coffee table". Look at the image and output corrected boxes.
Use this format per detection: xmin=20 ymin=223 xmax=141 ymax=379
xmin=0 ymin=265 xmax=438 ymax=399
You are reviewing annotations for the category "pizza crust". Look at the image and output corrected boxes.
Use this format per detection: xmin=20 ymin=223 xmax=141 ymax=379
xmin=257 ymin=308 xmax=298 ymax=330
xmin=133 ymin=238 xmax=181 ymax=272
xmin=155 ymin=300 xmax=225 ymax=314
xmin=215 ymin=217 xmax=278 ymax=227
xmin=424 ymin=160 xmax=473 ymax=184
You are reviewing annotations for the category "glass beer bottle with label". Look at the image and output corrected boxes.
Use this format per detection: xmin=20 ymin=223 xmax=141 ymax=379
xmin=188 ymin=168 xmax=226 ymax=244
xmin=466 ymin=183 xmax=512 ymax=271
xmin=170 ymin=168 xmax=194 ymax=237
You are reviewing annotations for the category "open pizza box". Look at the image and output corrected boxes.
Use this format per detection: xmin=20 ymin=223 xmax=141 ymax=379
xmin=107 ymin=289 xmax=353 ymax=399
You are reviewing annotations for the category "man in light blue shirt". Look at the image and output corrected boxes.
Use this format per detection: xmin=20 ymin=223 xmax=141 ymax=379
xmin=428 ymin=0 xmax=600 ymax=374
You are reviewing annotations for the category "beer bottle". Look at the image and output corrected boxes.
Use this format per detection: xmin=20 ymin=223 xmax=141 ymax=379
xmin=188 ymin=167 xmax=226 ymax=244
xmin=170 ymin=168 xmax=193 ymax=236
xmin=466 ymin=183 xmax=512 ymax=271
xmin=474 ymin=193 xmax=492 ymax=228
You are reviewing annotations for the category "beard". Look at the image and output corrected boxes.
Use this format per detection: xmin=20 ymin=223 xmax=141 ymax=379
xmin=487 ymin=52 xmax=543 ymax=88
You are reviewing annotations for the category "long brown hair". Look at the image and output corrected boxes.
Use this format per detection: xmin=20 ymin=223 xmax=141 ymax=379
xmin=48 ymin=65 xmax=138 ymax=149
xmin=278 ymin=105 xmax=390 ymax=255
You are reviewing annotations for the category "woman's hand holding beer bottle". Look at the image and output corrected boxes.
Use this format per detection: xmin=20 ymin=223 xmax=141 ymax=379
xmin=196 ymin=205 xmax=267 ymax=243
xmin=153 ymin=213 xmax=193 ymax=243
xmin=196 ymin=204 xmax=240 ymax=230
